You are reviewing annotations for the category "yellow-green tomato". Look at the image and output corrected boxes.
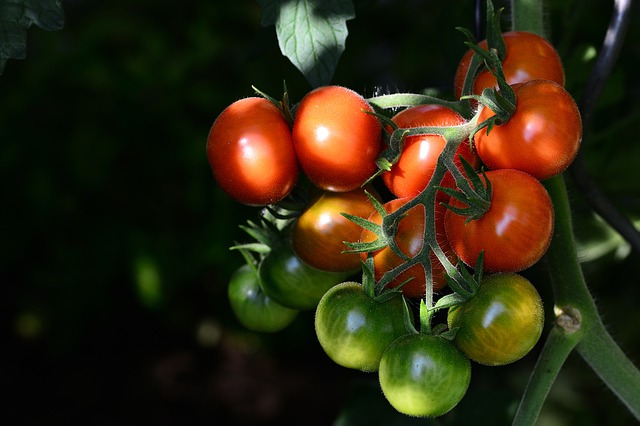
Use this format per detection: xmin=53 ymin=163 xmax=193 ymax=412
xmin=314 ymin=282 xmax=409 ymax=372
xmin=447 ymin=273 xmax=544 ymax=366
xmin=379 ymin=333 xmax=471 ymax=417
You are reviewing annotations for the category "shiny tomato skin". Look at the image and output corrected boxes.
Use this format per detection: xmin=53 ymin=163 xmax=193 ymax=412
xmin=292 ymin=86 xmax=383 ymax=192
xmin=454 ymin=31 xmax=565 ymax=99
xmin=228 ymin=264 xmax=298 ymax=332
xmin=379 ymin=333 xmax=471 ymax=417
xmin=444 ymin=169 xmax=554 ymax=272
xmin=382 ymin=104 xmax=478 ymax=199
xmin=291 ymin=187 xmax=380 ymax=273
xmin=314 ymin=282 xmax=409 ymax=372
xmin=259 ymin=240 xmax=352 ymax=310
xmin=474 ymin=80 xmax=582 ymax=181
xmin=206 ymin=97 xmax=299 ymax=206
xmin=447 ymin=273 xmax=544 ymax=366
xmin=360 ymin=198 xmax=454 ymax=298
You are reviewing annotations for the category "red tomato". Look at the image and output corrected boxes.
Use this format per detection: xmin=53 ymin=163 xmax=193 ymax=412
xmin=444 ymin=169 xmax=554 ymax=272
xmin=474 ymin=79 xmax=582 ymax=181
xmin=291 ymin=187 xmax=380 ymax=273
xmin=360 ymin=198 xmax=454 ymax=298
xmin=206 ymin=97 xmax=299 ymax=206
xmin=382 ymin=104 xmax=478 ymax=199
xmin=454 ymin=31 xmax=565 ymax=99
xmin=292 ymin=86 xmax=383 ymax=192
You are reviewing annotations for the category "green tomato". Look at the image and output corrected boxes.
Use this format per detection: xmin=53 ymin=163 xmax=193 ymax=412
xmin=315 ymin=282 xmax=409 ymax=372
xmin=259 ymin=241 xmax=351 ymax=310
xmin=227 ymin=264 xmax=298 ymax=332
xmin=379 ymin=333 xmax=471 ymax=417
xmin=447 ymin=273 xmax=544 ymax=366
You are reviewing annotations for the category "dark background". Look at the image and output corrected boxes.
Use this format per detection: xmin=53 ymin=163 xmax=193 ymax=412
xmin=2 ymin=0 xmax=640 ymax=425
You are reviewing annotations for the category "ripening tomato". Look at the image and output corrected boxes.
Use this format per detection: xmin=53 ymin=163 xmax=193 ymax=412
xmin=359 ymin=198 xmax=455 ymax=298
xmin=206 ymin=97 xmax=299 ymax=206
xmin=379 ymin=333 xmax=471 ymax=417
xmin=227 ymin=264 xmax=298 ymax=332
xmin=454 ymin=31 xmax=565 ymax=99
xmin=292 ymin=85 xmax=383 ymax=192
xmin=444 ymin=169 xmax=554 ymax=272
xmin=314 ymin=282 xmax=409 ymax=372
xmin=448 ymin=273 xmax=544 ymax=366
xmin=474 ymin=79 xmax=582 ymax=181
xmin=382 ymin=104 xmax=478 ymax=199
xmin=291 ymin=187 xmax=380 ymax=273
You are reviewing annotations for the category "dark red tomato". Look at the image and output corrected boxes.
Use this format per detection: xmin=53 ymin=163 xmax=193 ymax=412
xmin=292 ymin=85 xmax=383 ymax=192
xmin=259 ymin=240 xmax=352 ymax=310
xmin=382 ymin=104 xmax=478 ymax=199
xmin=207 ymin=97 xmax=299 ymax=206
xmin=447 ymin=273 xmax=544 ymax=366
xmin=474 ymin=79 xmax=582 ymax=181
xmin=291 ymin=187 xmax=380 ymax=273
xmin=315 ymin=282 xmax=409 ymax=372
xmin=379 ymin=333 xmax=471 ymax=417
xmin=444 ymin=169 xmax=554 ymax=272
xmin=360 ymin=198 xmax=455 ymax=298
xmin=454 ymin=31 xmax=565 ymax=99
xmin=227 ymin=264 xmax=298 ymax=332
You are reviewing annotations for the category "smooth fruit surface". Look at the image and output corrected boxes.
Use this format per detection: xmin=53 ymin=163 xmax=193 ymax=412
xmin=207 ymin=97 xmax=298 ymax=206
xmin=292 ymin=85 xmax=383 ymax=192
xmin=474 ymin=80 xmax=582 ymax=180
xmin=379 ymin=333 xmax=471 ymax=417
xmin=444 ymin=169 xmax=554 ymax=272
xmin=448 ymin=273 xmax=544 ymax=366
xmin=314 ymin=282 xmax=408 ymax=372
xmin=228 ymin=264 xmax=298 ymax=332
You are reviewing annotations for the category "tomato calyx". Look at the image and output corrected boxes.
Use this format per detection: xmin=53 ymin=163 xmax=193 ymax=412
xmin=252 ymin=83 xmax=295 ymax=127
xmin=438 ymin=156 xmax=492 ymax=222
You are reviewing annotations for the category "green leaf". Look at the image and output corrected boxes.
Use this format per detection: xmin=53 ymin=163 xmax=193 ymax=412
xmin=0 ymin=0 xmax=64 ymax=75
xmin=258 ymin=0 xmax=355 ymax=88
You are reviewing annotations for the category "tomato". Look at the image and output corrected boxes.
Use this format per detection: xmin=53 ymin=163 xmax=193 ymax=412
xmin=291 ymin=187 xmax=380 ymax=273
xmin=227 ymin=264 xmax=298 ymax=332
xmin=206 ymin=97 xmax=299 ymax=206
xmin=292 ymin=85 xmax=383 ymax=192
xmin=447 ymin=273 xmax=544 ymax=366
xmin=382 ymin=104 xmax=478 ymax=199
xmin=454 ymin=31 xmax=565 ymax=99
xmin=259 ymin=239 xmax=352 ymax=310
xmin=444 ymin=169 xmax=554 ymax=272
xmin=314 ymin=282 xmax=409 ymax=372
xmin=379 ymin=333 xmax=471 ymax=417
xmin=474 ymin=79 xmax=582 ymax=181
xmin=359 ymin=198 xmax=454 ymax=298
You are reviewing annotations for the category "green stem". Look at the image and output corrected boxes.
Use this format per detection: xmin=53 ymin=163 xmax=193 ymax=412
xmin=512 ymin=326 xmax=581 ymax=426
xmin=510 ymin=0 xmax=545 ymax=34
xmin=510 ymin=0 xmax=640 ymax=422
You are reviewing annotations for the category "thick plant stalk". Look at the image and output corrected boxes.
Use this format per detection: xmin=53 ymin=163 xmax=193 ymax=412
xmin=510 ymin=0 xmax=640 ymax=423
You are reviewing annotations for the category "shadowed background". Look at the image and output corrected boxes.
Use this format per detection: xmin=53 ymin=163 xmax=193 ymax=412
xmin=2 ymin=0 xmax=640 ymax=424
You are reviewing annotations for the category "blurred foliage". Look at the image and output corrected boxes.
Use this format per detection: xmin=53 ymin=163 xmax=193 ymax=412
xmin=1 ymin=0 xmax=640 ymax=425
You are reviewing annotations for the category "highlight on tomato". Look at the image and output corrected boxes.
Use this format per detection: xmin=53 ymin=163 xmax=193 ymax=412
xmin=444 ymin=169 xmax=554 ymax=273
xmin=206 ymin=97 xmax=299 ymax=206
xmin=447 ymin=273 xmax=545 ymax=366
xmin=359 ymin=198 xmax=454 ymax=298
xmin=291 ymin=187 xmax=380 ymax=273
xmin=314 ymin=282 xmax=409 ymax=372
xmin=454 ymin=30 xmax=565 ymax=99
xmin=292 ymin=85 xmax=383 ymax=192
xmin=381 ymin=104 xmax=478 ymax=199
xmin=378 ymin=333 xmax=471 ymax=418
xmin=474 ymin=79 xmax=582 ymax=181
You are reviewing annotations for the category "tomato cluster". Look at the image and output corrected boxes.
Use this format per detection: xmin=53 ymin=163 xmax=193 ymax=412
xmin=207 ymin=27 xmax=581 ymax=419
